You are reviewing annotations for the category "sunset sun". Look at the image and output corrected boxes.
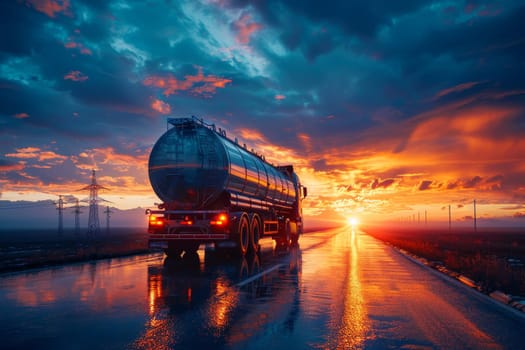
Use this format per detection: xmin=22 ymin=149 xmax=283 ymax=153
xmin=347 ymin=217 xmax=360 ymax=227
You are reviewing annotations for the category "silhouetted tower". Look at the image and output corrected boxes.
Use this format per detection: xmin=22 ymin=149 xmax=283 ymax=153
xmin=56 ymin=195 xmax=64 ymax=236
xmin=473 ymin=199 xmax=477 ymax=233
xmin=72 ymin=199 xmax=83 ymax=235
xmin=103 ymin=206 xmax=113 ymax=234
xmin=81 ymin=170 xmax=108 ymax=236
xmin=448 ymin=205 xmax=452 ymax=231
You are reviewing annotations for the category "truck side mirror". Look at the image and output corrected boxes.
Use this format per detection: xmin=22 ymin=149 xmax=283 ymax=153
xmin=302 ymin=187 xmax=308 ymax=198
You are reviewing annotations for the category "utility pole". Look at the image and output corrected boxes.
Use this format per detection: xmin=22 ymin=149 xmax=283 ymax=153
xmin=80 ymin=169 xmax=108 ymax=237
xmin=72 ymin=199 xmax=83 ymax=235
xmin=56 ymin=195 xmax=64 ymax=236
xmin=474 ymin=199 xmax=477 ymax=233
xmin=104 ymin=206 xmax=113 ymax=234
xmin=425 ymin=210 xmax=427 ymax=225
xmin=448 ymin=205 xmax=451 ymax=232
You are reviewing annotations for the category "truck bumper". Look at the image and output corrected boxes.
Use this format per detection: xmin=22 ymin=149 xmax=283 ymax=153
xmin=148 ymin=233 xmax=230 ymax=250
xmin=149 ymin=233 xmax=229 ymax=240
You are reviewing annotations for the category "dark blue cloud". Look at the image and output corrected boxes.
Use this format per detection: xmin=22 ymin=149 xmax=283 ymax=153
xmin=0 ymin=2 xmax=48 ymax=58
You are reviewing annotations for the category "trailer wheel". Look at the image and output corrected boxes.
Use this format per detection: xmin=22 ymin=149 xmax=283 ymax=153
xmin=182 ymin=242 xmax=200 ymax=255
xmin=237 ymin=214 xmax=250 ymax=256
xmin=276 ymin=219 xmax=291 ymax=248
xmin=249 ymin=213 xmax=261 ymax=254
xmin=164 ymin=242 xmax=183 ymax=258
xmin=291 ymin=221 xmax=299 ymax=245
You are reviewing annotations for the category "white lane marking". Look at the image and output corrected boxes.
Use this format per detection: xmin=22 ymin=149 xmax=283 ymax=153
xmin=236 ymin=263 xmax=284 ymax=288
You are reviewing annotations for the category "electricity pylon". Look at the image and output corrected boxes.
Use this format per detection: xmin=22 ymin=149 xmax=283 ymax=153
xmin=80 ymin=169 xmax=108 ymax=237
xmin=56 ymin=195 xmax=64 ymax=236
xmin=103 ymin=205 xmax=113 ymax=234
xmin=72 ymin=199 xmax=83 ymax=235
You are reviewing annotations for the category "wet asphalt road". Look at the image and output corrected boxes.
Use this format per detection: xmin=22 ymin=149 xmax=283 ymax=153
xmin=1 ymin=227 xmax=524 ymax=349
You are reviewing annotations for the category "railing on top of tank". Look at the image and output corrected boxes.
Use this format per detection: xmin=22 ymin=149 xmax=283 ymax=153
xmin=166 ymin=116 xmax=268 ymax=162
xmin=167 ymin=116 xmax=227 ymax=137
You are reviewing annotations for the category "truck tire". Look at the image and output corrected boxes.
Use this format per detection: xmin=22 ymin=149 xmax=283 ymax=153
xmin=237 ymin=214 xmax=250 ymax=256
xmin=164 ymin=242 xmax=183 ymax=258
xmin=291 ymin=221 xmax=299 ymax=245
xmin=182 ymin=242 xmax=200 ymax=255
xmin=249 ymin=213 xmax=261 ymax=254
xmin=275 ymin=218 xmax=291 ymax=248
xmin=285 ymin=219 xmax=292 ymax=244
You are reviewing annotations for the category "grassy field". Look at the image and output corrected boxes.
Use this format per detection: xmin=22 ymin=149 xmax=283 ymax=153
xmin=366 ymin=227 xmax=525 ymax=296
xmin=0 ymin=228 xmax=149 ymax=273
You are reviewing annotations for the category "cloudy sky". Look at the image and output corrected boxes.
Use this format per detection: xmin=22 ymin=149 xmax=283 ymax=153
xmin=1 ymin=0 xmax=524 ymax=227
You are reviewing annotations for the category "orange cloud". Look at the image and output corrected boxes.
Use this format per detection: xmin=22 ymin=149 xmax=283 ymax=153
xmin=259 ymin=93 xmax=525 ymax=225
xmin=151 ymin=99 xmax=171 ymax=114
xmin=5 ymin=147 xmax=67 ymax=163
xmin=1 ymin=148 xmax=153 ymax=205
xmin=14 ymin=113 xmax=29 ymax=119
xmin=297 ymin=132 xmax=313 ymax=153
xmin=77 ymin=147 xmax=149 ymax=170
xmin=143 ymin=67 xmax=231 ymax=97
xmin=24 ymin=0 xmax=71 ymax=18
xmin=407 ymin=105 xmax=522 ymax=169
xmin=235 ymin=128 xmax=266 ymax=143
xmin=0 ymin=162 xmax=25 ymax=172
xmin=64 ymin=70 xmax=88 ymax=82
xmin=69 ymin=148 xmax=152 ymax=196
xmin=39 ymin=151 xmax=67 ymax=161
xmin=5 ymin=147 xmax=41 ymax=159
xmin=275 ymin=94 xmax=286 ymax=100
xmin=433 ymin=81 xmax=483 ymax=100
xmin=64 ymin=41 xmax=92 ymax=55
xmin=233 ymin=14 xmax=262 ymax=45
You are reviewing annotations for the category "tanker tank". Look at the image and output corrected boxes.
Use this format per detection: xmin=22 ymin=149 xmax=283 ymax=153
xmin=148 ymin=117 xmax=297 ymax=212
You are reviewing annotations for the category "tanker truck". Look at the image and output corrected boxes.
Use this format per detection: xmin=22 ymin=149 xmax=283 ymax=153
xmin=146 ymin=117 xmax=307 ymax=258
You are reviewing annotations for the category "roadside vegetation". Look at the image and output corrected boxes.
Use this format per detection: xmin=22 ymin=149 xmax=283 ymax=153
xmin=366 ymin=227 xmax=525 ymax=296
xmin=0 ymin=228 xmax=149 ymax=273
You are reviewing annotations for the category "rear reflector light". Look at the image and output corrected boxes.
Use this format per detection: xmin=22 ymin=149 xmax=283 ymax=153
xmin=149 ymin=216 xmax=164 ymax=226
xmin=211 ymin=214 xmax=228 ymax=226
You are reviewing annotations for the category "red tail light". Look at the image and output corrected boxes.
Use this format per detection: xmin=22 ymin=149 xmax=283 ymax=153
xmin=210 ymin=213 xmax=228 ymax=226
xmin=149 ymin=215 xmax=164 ymax=226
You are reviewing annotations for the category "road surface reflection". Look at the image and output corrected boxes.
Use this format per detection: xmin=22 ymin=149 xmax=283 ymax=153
xmin=132 ymin=245 xmax=303 ymax=349
xmin=1 ymin=228 xmax=524 ymax=349
xmin=337 ymin=229 xmax=368 ymax=348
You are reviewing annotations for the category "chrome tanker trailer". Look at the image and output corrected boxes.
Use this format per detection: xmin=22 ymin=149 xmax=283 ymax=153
xmin=146 ymin=117 xmax=307 ymax=257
